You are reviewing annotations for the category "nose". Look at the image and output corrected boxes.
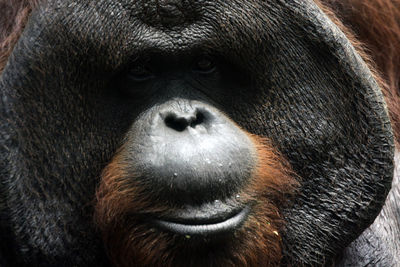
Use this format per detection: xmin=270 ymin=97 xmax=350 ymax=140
xmin=130 ymin=99 xmax=256 ymax=205
xmin=160 ymin=107 xmax=211 ymax=132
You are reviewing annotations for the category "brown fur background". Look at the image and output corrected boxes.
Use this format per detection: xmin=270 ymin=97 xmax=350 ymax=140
xmin=0 ymin=0 xmax=38 ymax=72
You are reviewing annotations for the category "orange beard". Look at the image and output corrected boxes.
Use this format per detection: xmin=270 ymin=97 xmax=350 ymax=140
xmin=94 ymin=135 xmax=299 ymax=267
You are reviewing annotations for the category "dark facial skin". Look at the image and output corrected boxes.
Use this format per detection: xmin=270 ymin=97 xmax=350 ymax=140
xmin=0 ymin=0 xmax=395 ymax=266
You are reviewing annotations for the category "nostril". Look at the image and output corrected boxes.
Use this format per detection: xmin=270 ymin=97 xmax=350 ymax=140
xmin=190 ymin=111 xmax=205 ymax=128
xmin=164 ymin=113 xmax=190 ymax=132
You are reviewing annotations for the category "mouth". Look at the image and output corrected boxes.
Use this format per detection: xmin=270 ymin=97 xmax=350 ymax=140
xmin=152 ymin=205 xmax=250 ymax=236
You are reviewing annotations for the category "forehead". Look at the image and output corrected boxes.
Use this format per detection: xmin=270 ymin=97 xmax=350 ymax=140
xmin=38 ymin=0 xmax=277 ymax=57
xmin=51 ymin=0 xmax=263 ymax=27
xmin=45 ymin=0 xmax=281 ymax=33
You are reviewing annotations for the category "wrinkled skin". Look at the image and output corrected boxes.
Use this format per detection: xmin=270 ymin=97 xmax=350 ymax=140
xmin=0 ymin=0 xmax=398 ymax=266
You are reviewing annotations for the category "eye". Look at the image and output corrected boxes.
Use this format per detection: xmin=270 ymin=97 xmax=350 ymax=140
xmin=128 ymin=65 xmax=154 ymax=82
xmin=193 ymin=57 xmax=216 ymax=73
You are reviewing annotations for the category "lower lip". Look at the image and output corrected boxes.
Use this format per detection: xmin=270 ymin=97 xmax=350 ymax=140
xmin=153 ymin=206 xmax=250 ymax=236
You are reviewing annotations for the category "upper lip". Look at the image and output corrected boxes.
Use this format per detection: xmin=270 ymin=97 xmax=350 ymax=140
xmin=151 ymin=203 xmax=250 ymax=236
